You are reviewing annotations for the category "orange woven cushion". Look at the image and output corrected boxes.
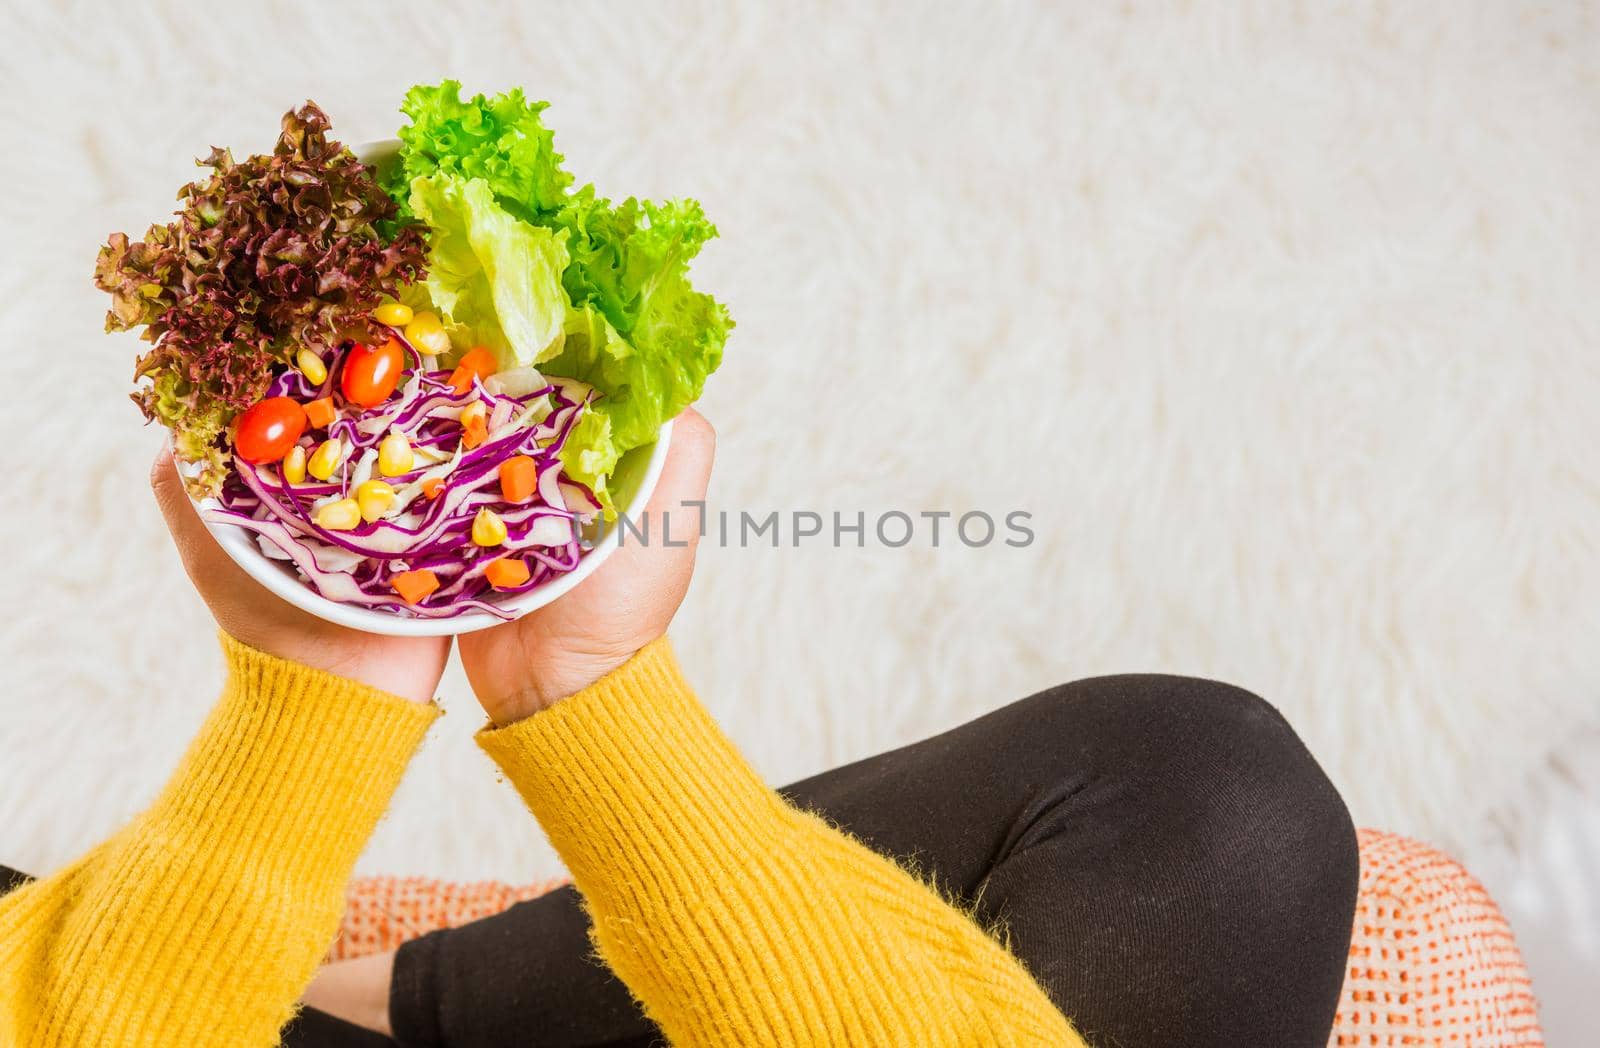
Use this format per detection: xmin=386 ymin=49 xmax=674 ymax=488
xmin=336 ymin=829 xmax=1543 ymax=1046
xmin=1332 ymin=829 xmax=1542 ymax=1046
xmin=332 ymin=875 xmax=568 ymax=961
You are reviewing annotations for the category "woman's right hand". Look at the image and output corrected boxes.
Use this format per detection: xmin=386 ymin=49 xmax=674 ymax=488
xmin=458 ymin=409 xmax=716 ymax=725
xmin=151 ymin=448 xmax=450 ymax=704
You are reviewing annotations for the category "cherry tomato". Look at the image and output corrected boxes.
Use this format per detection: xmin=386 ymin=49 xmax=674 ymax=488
xmin=340 ymin=338 xmax=406 ymax=407
xmin=233 ymin=397 xmax=308 ymax=464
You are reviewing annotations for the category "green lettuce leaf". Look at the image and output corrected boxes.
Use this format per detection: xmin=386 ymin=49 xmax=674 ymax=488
xmin=545 ymin=193 xmax=732 ymax=452
xmin=557 ymin=406 xmax=621 ymax=516
xmin=388 ymin=83 xmax=733 ymax=513
xmin=553 ymin=190 xmax=718 ymax=335
xmin=385 ymin=81 xmax=571 ymax=223
xmin=408 ymin=174 xmax=570 ymax=370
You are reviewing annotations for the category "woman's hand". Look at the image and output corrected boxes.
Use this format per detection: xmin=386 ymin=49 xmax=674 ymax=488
xmin=151 ymin=448 xmax=449 ymax=704
xmin=459 ymin=409 xmax=716 ymax=725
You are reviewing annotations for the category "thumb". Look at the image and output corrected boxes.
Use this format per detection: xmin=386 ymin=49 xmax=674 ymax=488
xmin=641 ymin=407 xmax=716 ymax=544
xmin=150 ymin=446 xmax=251 ymax=600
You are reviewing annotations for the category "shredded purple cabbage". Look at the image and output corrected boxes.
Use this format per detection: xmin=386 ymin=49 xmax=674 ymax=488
xmin=203 ymin=333 xmax=603 ymax=620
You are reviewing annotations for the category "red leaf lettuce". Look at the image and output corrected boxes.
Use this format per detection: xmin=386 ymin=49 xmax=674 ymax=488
xmin=95 ymin=103 xmax=427 ymax=493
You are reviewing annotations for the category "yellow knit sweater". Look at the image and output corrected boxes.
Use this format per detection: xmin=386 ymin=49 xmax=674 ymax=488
xmin=0 ymin=635 xmax=1080 ymax=1047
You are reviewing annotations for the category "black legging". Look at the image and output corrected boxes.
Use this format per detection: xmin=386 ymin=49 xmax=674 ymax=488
xmin=7 ymin=674 xmax=1360 ymax=1047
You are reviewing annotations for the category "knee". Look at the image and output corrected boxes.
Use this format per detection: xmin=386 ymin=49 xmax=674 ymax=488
xmin=1022 ymin=674 xmax=1358 ymax=883
xmin=1006 ymin=677 xmax=1359 ymax=1039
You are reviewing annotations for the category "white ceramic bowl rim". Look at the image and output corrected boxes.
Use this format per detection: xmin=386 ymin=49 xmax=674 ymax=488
xmin=197 ymin=420 xmax=670 ymax=637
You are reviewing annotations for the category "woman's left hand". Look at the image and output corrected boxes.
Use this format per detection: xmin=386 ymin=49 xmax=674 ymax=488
xmin=151 ymin=448 xmax=449 ymax=703
xmin=458 ymin=409 xmax=716 ymax=725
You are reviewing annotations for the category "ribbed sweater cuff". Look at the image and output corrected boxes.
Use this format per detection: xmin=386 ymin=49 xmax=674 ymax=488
xmin=477 ymin=638 xmax=783 ymax=889
xmin=143 ymin=633 xmax=441 ymax=879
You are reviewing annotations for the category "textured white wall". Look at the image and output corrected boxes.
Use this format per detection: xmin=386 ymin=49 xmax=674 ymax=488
xmin=0 ymin=1 xmax=1594 ymax=1039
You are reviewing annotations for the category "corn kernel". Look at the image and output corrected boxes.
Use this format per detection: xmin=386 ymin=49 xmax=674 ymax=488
xmin=404 ymin=311 xmax=451 ymax=356
xmin=374 ymin=301 xmax=414 ymax=328
xmin=308 ymin=437 xmax=343 ymax=481
xmin=295 ymin=346 xmax=328 ymax=386
xmin=377 ymin=431 xmax=414 ymax=477
xmin=314 ymin=498 xmax=361 ymax=531
xmin=355 ymin=480 xmax=396 ymax=523
xmin=459 ymin=399 xmax=488 ymax=449
xmin=471 ymin=507 xmax=508 ymax=547
xmin=281 ymin=445 xmax=307 ymax=484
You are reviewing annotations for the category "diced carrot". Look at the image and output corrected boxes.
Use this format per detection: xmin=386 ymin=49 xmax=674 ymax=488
xmin=484 ymin=557 xmax=531 ymax=590
xmin=421 ymin=477 xmax=445 ymax=499
xmin=459 ymin=346 xmax=498 ymax=379
xmin=391 ymin=569 xmax=440 ymax=604
xmin=304 ymin=396 xmax=337 ymax=429
xmin=447 ymin=347 xmax=498 ymax=394
xmin=461 ymin=416 xmax=488 ymax=449
xmin=498 ymin=455 xmax=538 ymax=503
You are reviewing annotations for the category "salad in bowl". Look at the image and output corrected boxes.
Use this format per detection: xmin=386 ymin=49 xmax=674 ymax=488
xmin=94 ymin=83 xmax=730 ymax=631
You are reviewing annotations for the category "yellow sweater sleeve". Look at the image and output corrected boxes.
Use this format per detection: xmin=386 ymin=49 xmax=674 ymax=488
xmin=0 ymin=633 xmax=438 ymax=1048
xmin=477 ymin=638 xmax=1083 ymax=1047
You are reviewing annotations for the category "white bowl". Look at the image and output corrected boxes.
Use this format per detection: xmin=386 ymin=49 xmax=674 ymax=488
xmin=194 ymin=138 xmax=670 ymax=637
